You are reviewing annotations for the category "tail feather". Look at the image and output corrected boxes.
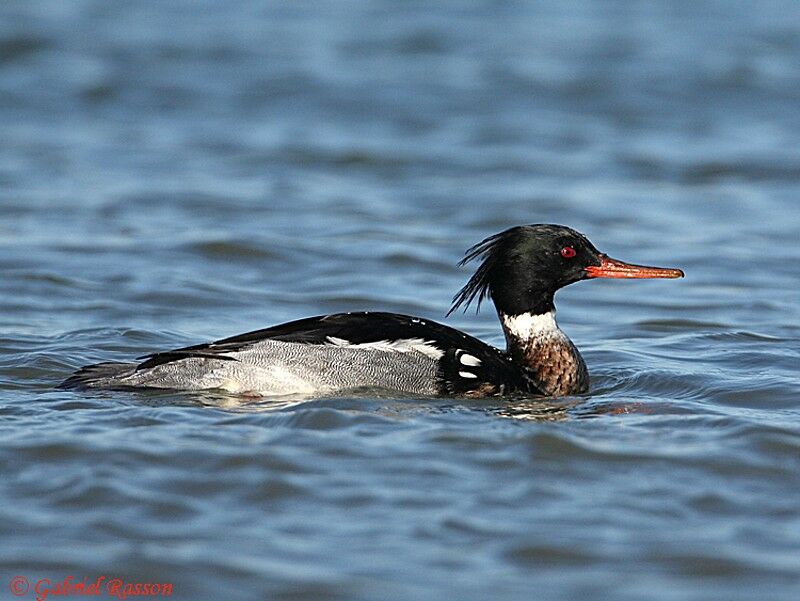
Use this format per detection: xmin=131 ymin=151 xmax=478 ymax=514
xmin=58 ymin=362 xmax=137 ymax=389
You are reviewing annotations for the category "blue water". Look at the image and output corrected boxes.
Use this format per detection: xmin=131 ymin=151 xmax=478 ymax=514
xmin=2 ymin=2 xmax=800 ymax=600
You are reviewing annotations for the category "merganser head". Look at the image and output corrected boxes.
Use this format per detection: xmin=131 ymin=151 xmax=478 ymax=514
xmin=448 ymin=224 xmax=684 ymax=317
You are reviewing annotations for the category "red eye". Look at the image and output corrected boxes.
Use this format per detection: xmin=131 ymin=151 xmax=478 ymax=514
xmin=560 ymin=246 xmax=576 ymax=259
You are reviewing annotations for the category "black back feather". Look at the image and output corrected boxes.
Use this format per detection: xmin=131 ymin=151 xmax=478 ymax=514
xmin=130 ymin=312 xmax=500 ymax=371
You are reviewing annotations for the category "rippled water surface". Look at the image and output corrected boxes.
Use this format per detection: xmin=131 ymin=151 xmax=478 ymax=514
xmin=2 ymin=2 xmax=800 ymax=600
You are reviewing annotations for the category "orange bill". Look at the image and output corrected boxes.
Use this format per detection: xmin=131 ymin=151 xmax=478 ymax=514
xmin=585 ymin=255 xmax=684 ymax=279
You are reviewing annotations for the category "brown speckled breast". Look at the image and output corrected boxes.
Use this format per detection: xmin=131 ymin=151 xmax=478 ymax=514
xmin=510 ymin=334 xmax=589 ymax=396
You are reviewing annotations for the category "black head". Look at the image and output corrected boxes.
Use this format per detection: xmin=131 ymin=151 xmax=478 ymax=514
xmin=447 ymin=224 xmax=683 ymax=317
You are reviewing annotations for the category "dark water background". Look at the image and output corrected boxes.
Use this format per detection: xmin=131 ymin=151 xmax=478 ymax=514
xmin=2 ymin=1 xmax=800 ymax=600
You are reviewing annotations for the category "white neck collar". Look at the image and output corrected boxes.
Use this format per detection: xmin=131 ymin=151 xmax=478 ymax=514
xmin=500 ymin=310 xmax=561 ymax=341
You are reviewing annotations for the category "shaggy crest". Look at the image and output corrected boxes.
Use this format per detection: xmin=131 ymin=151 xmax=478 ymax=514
xmin=447 ymin=228 xmax=514 ymax=315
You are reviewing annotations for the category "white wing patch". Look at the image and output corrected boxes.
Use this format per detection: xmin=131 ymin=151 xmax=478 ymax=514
xmin=458 ymin=371 xmax=478 ymax=379
xmin=325 ymin=336 xmax=444 ymax=360
xmin=458 ymin=353 xmax=481 ymax=367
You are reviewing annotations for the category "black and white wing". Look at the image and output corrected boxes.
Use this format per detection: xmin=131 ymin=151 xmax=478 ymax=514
xmin=64 ymin=312 xmax=539 ymax=396
xmin=172 ymin=312 xmax=535 ymax=396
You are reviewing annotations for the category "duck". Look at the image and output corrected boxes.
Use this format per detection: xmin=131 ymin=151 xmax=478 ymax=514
xmin=60 ymin=224 xmax=683 ymax=397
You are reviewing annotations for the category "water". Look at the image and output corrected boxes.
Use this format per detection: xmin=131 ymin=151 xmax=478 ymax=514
xmin=2 ymin=1 xmax=800 ymax=600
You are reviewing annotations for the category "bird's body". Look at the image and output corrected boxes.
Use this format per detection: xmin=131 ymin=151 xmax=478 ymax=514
xmin=61 ymin=224 xmax=683 ymax=398
xmin=61 ymin=312 xmax=545 ymax=396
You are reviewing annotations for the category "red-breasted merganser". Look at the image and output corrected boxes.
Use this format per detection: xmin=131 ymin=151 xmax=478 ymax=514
xmin=60 ymin=224 xmax=683 ymax=397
